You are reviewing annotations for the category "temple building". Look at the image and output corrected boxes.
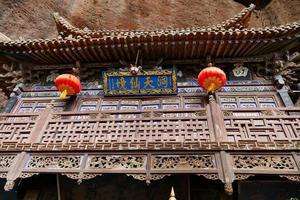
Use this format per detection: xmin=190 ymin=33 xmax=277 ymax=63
xmin=0 ymin=4 xmax=300 ymax=200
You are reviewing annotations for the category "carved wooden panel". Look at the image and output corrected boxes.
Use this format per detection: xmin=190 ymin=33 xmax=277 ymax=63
xmin=217 ymin=93 xmax=280 ymax=109
xmin=14 ymin=100 xmax=66 ymax=113
xmin=77 ymin=96 xmax=205 ymax=112
xmin=87 ymin=155 xmax=146 ymax=170
xmin=39 ymin=109 xmax=210 ymax=144
xmin=0 ymin=155 xmax=16 ymax=170
xmin=223 ymin=108 xmax=300 ymax=142
xmin=151 ymin=155 xmax=216 ymax=170
xmin=25 ymin=155 xmax=82 ymax=169
xmin=232 ymin=155 xmax=298 ymax=171
xmin=0 ymin=113 xmax=38 ymax=143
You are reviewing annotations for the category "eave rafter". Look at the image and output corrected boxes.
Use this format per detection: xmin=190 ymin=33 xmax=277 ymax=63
xmin=1 ymin=19 xmax=299 ymax=65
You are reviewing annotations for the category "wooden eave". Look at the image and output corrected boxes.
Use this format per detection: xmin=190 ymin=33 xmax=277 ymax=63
xmin=1 ymin=21 xmax=299 ymax=65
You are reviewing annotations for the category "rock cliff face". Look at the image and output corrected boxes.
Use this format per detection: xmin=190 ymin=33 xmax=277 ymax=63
xmin=0 ymin=0 xmax=299 ymax=40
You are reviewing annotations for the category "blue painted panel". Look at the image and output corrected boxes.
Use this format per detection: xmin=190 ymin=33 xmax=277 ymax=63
xmin=103 ymin=68 xmax=177 ymax=96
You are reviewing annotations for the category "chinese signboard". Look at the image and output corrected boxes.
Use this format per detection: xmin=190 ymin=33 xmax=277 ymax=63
xmin=103 ymin=68 xmax=177 ymax=96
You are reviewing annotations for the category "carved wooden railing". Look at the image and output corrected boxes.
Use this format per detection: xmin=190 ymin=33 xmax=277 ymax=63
xmin=40 ymin=108 xmax=212 ymax=144
xmin=0 ymin=113 xmax=39 ymax=143
xmin=0 ymin=106 xmax=299 ymax=149
xmin=0 ymin=106 xmax=300 ymax=193
xmin=222 ymin=107 xmax=300 ymax=142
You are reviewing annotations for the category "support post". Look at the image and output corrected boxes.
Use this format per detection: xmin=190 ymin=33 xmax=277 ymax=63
xmin=4 ymin=152 xmax=28 ymax=191
xmin=56 ymin=174 xmax=61 ymax=200
xmin=208 ymin=94 xmax=227 ymax=142
xmin=219 ymin=151 xmax=235 ymax=195
xmin=28 ymin=107 xmax=52 ymax=143
xmin=277 ymin=87 xmax=294 ymax=107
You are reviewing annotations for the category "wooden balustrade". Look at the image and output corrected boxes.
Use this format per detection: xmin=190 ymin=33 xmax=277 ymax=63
xmin=222 ymin=107 xmax=300 ymax=142
xmin=0 ymin=106 xmax=299 ymax=149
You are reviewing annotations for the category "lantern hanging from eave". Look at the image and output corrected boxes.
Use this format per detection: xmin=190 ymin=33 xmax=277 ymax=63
xmin=54 ymin=74 xmax=81 ymax=99
xmin=197 ymin=65 xmax=227 ymax=94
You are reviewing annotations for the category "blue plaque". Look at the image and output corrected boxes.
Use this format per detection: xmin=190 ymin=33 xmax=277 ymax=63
xmin=103 ymin=68 xmax=177 ymax=96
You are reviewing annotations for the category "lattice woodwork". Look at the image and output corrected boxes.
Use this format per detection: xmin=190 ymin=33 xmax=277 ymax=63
xmin=0 ymin=114 xmax=38 ymax=143
xmin=151 ymin=155 xmax=216 ymax=169
xmin=39 ymin=109 xmax=210 ymax=144
xmin=232 ymin=155 xmax=297 ymax=170
xmin=26 ymin=155 xmax=82 ymax=169
xmin=78 ymin=96 xmax=205 ymax=112
xmin=218 ymin=94 xmax=279 ymax=108
xmin=87 ymin=155 xmax=146 ymax=170
xmin=223 ymin=108 xmax=300 ymax=142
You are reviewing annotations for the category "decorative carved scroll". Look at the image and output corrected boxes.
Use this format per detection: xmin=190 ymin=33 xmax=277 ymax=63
xmin=62 ymin=172 xmax=100 ymax=184
xmin=234 ymin=174 xmax=255 ymax=180
xmin=127 ymin=174 xmax=170 ymax=182
xmin=152 ymin=155 xmax=215 ymax=169
xmin=87 ymin=156 xmax=146 ymax=169
xmin=19 ymin=173 xmax=39 ymax=179
xmin=127 ymin=174 xmax=147 ymax=181
xmin=198 ymin=173 xmax=219 ymax=180
xmin=26 ymin=156 xmax=81 ymax=169
xmin=150 ymin=174 xmax=170 ymax=181
xmin=233 ymin=155 xmax=297 ymax=170
xmin=280 ymin=175 xmax=300 ymax=182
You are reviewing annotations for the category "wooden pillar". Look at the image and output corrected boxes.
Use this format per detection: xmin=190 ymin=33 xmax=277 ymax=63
xmin=28 ymin=107 xmax=52 ymax=143
xmin=56 ymin=174 xmax=61 ymax=200
xmin=219 ymin=151 xmax=234 ymax=195
xmin=4 ymin=152 xmax=28 ymax=191
xmin=208 ymin=94 xmax=227 ymax=142
xmin=1 ymin=96 xmax=17 ymax=113
xmin=1 ymin=83 xmax=24 ymax=113
xmin=277 ymin=87 xmax=294 ymax=107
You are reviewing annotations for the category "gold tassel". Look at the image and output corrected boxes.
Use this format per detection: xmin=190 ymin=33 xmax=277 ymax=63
xmin=60 ymin=89 xmax=68 ymax=99
xmin=207 ymin=83 xmax=216 ymax=94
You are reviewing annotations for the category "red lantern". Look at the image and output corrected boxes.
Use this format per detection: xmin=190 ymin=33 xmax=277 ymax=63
xmin=197 ymin=66 xmax=227 ymax=94
xmin=54 ymin=74 xmax=81 ymax=99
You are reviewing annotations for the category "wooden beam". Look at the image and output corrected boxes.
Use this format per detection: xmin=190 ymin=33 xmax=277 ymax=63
xmin=30 ymin=56 xmax=268 ymax=71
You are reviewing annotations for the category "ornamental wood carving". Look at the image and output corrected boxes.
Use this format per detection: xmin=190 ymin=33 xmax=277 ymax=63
xmin=0 ymin=155 xmax=15 ymax=169
xmin=152 ymin=155 xmax=215 ymax=169
xmin=26 ymin=156 xmax=81 ymax=169
xmin=62 ymin=173 xmax=100 ymax=184
xmin=232 ymin=155 xmax=297 ymax=170
xmin=273 ymin=52 xmax=300 ymax=84
xmin=87 ymin=156 xmax=146 ymax=170
xmin=0 ymin=63 xmax=23 ymax=93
